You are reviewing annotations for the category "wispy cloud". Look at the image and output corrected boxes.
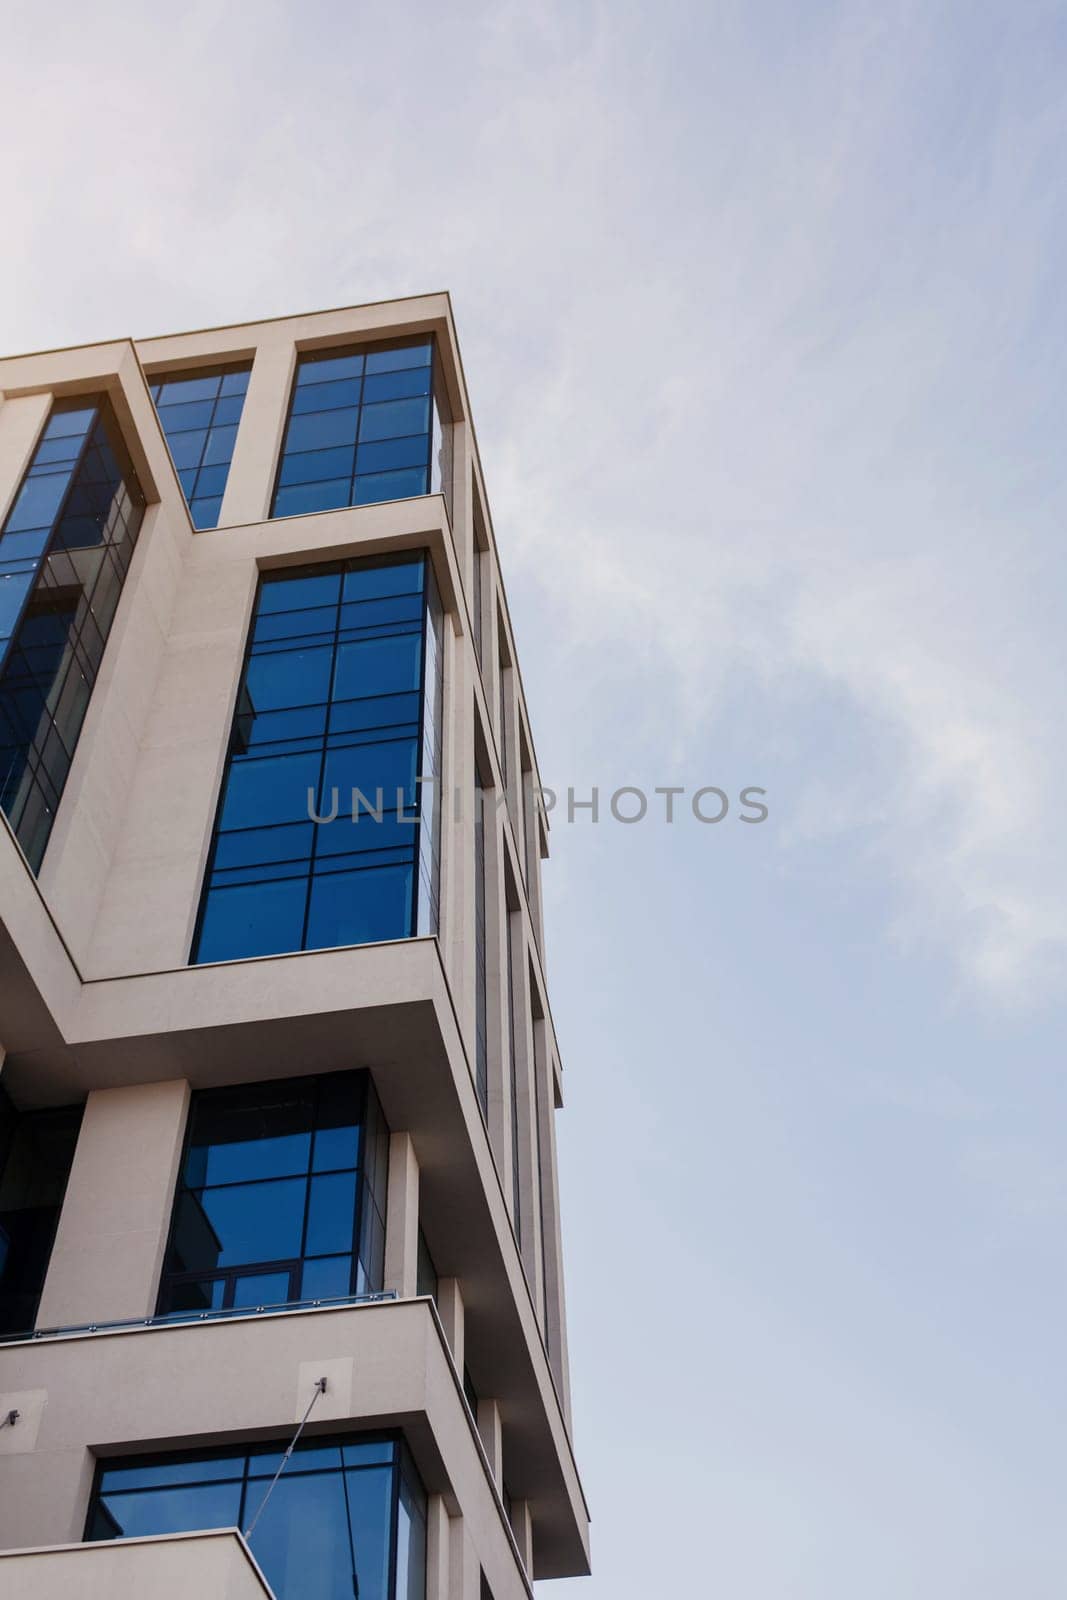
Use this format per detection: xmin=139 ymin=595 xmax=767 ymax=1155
xmin=2 ymin=4 xmax=1063 ymax=1010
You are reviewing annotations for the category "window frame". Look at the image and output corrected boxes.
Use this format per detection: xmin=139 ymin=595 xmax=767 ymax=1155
xmin=268 ymin=336 xmax=445 ymax=522
xmin=146 ymin=360 xmax=252 ymax=531
xmin=189 ymin=550 xmax=442 ymax=966
xmin=155 ymin=1070 xmax=387 ymax=1318
xmin=83 ymin=1429 xmax=426 ymax=1600
xmin=0 ymin=395 xmax=146 ymax=871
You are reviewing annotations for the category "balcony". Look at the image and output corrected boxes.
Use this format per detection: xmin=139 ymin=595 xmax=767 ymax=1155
xmin=0 ymin=1529 xmax=272 ymax=1600
xmin=0 ymin=1294 xmax=587 ymax=1581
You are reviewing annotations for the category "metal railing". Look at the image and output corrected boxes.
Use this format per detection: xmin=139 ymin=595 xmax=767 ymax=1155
xmin=0 ymin=1289 xmax=397 ymax=1346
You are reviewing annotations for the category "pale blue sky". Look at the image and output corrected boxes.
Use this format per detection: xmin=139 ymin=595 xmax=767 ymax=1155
xmin=3 ymin=3 xmax=1066 ymax=1593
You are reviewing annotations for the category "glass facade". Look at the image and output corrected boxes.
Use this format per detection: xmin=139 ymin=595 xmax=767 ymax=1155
xmin=148 ymin=365 xmax=251 ymax=529
xmin=0 ymin=1088 xmax=82 ymax=1334
xmin=157 ymin=1071 xmax=388 ymax=1316
xmin=87 ymin=1433 xmax=426 ymax=1600
xmin=0 ymin=398 xmax=145 ymax=870
xmin=192 ymin=552 xmax=443 ymax=965
xmin=271 ymin=339 xmax=451 ymax=520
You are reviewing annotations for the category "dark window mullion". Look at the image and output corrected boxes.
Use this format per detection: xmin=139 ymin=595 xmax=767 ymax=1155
xmin=191 ymin=384 xmax=224 ymax=501
xmin=298 ymin=577 xmax=346 ymax=953
xmin=424 ymin=343 xmax=436 ymax=494
xmin=0 ymin=408 xmax=97 ymax=674
xmin=188 ymin=1161 xmax=356 ymax=1195
xmin=346 ymin=1132 xmax=365 ymax=1298
xmin=237 ymin=1452 xmax=251 ymax=1536
xmin=294 ymin=1079 xmax=322 ymax=1292
xmin=347 ymin=379 xmax=363 ymax=507
xmin=388 ymin=1434 xmax=402 ymax=1600
xmin=39 ymin=408 xmax=100 ymax=563
xmin=409 ymin=556 xmax=428 ymax=937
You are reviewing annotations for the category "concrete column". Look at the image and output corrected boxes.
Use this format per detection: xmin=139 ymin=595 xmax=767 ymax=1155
xmin=477 ymin=1396 xmax=503 ymax=1491
xmin=510 ymin=1498 xmax=534 ymax=1576
xmin=425 ymin=1494 xmax=450 ymax=1600
xmin=218 ymin=335 xmax=295 ymax=526
xmin=36 ymin=1079 xmax=190 ymax=1328
xmin=0 ymin=1443 xmax=95 ymax=1548
xmin=383 ymin=1131 xmax=420 ymax=1299
xmin=436 ymin=1276 xmax=465 ymax=1372
xmin=448 ymin=1514 xmax=480 ymax=1600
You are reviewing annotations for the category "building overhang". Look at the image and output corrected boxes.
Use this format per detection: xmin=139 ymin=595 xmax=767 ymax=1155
xmin=0 ymin=1296 xmax=589 ymax=1581
xmin=0 ymin=1529 xmax=274 ymax=1599
xmin=0 ymin=902 xmax=590 ymax=1578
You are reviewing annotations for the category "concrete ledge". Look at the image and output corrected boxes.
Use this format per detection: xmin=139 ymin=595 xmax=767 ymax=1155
xmin=0 ymin=1297 xmax=577 ymax=1589
xmin=0 ymin=1528 xmax=274 ymax=1599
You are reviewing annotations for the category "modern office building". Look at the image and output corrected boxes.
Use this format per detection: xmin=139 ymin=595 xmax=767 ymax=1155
xmin=0 ymin=295 xmax=588 ymax=1600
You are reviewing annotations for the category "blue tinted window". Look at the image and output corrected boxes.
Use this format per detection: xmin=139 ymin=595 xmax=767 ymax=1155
xmin=305 ymin=1172 xmax=358 ymax=1256
xmin=301 ymin=1254 xmax=353 ymax=1299
xmin=194 ymin=877 xmax=308 ymax=961
xmin=279 ymin=445 xmax=356 ymax=486
xmin=355 ymin=469 xmax=429 ymax=506
xmin=43 ymin=406 xmax=96 ymax=439
xmin=272 ymin=340 xmax=445 ymax=518
xmin=365 ymin=342 xmax=431 ymax=373
xmin=149 ymin=364 xmax=251 ymax=530
xmin=273 ymin=480 xmax=351 ymax=518
xmin=160 ymin=1071 xmax=388 ymax=1313
xmin=296 ymin=351 xmax=365 ymax=384
xmin=292 ymin=377 xmax=362 ymax=414
xmin=356 ymin=436 xmax=431 ymax=475
xmin=0 ymin=399 xmax=145 ymax=871
xmin=231 ymin=1270 xmax=292 ymax=1307
xmin=4 ymin=472 xmax=70 ymax=532
xmin=305 ymin=862 xmax=414 ymax=950
xmin=94 ymin=1482 xmax=243 ymax=1537
xmin=362 ymin=368 xmax=431 ymax=404
xmin=285 ymin=407 xmax=360 ymax=453
xmin=88 ymin=1435 xmax=422 ymax=1600
xmin=358 ymin=397 xmax=430 ymax=443
xmin=198 ymin=1177 xmax=306 ymax=1265
xmin=100 ymin=1457 xmax=246 ymax=1491
xmin=192 ymin=553 xmax=442 ymax=966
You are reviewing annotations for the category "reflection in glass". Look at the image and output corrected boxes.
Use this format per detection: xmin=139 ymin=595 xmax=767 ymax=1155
xmin=88 ymin=1435 xmax=425 ymax=1600
xmin=148 ymin=364 xmax=251 ymax=530
xmin=271 ymin=339 xmax=451 ymax=521
xmin=192 ymin=552 xmax=443 ymax=965
xmin=0 ymin=398 xmax=145 ymax=870
xmin=158 ymin=1071 xmax=388 ymax=1315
